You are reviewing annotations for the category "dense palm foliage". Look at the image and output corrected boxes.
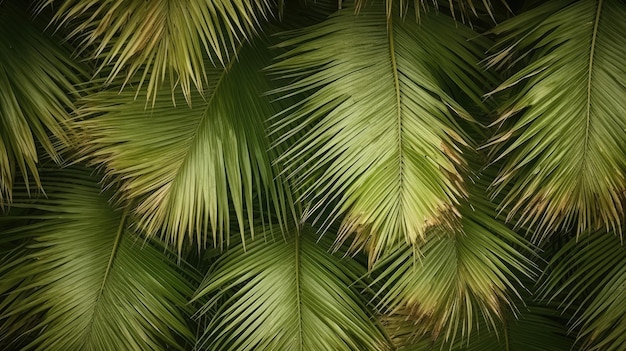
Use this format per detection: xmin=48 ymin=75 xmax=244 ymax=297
xmin=0 ymin=0 xmax=624 ymax=350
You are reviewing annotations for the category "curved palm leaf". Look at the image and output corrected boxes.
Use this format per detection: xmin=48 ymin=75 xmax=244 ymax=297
xmin=37 ymin=0 xmax=275 ymax=103
xmin=487 ymin=0 xmax=626 ymax=239
xmin=0 ymin=167 xmax=197 ymax=350
xmin=192 ymin=226 xmax=389 ymax=351
xmin=371 ymin=171 xmax=536 ymax=343
xmin=74 ymin=35 xmax=294 ymax=250
xmin=0 ymin=3 xmax=82 ymax=206
xmin=270 ymin=2 xmax=491 ymax=261
xmin=542 ymin=231 xmax=626 ymax=351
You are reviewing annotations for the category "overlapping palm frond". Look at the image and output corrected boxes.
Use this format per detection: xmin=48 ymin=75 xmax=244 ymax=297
xmin=487 ymin=0 xmax=626 ymax=240
xmin=37 ymin=0 xmax=276 ymax=103
xmin=0 ymin=167 xmax=198 ymax=350
xmin=542 ymin=231 xmax=626 ymax=351
xmin=383 ymin=301 xmax=572 ymax=351
xmin=0 ymin=3 xmax=83 ymax=206
xmin=73 ymin=35 xmax=295 ymax=250
xmin=192 ymin=226 xmax=389 ymax=351
xmin=270 ymin=2 xmax=492 ymax=262
xmin=371 ymin=169 xmax=536 ymax=344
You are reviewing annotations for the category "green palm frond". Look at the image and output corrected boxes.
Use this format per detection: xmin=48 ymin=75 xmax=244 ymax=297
xmin=270 ymin=2 xmax=492 ymax=261
xmin=542 ymin=231 xmax=626 ymax=351
xmin=37 ymin=0 xmax=276 ymax=103
xmin=74 ymin=35 xmax=295 ymax=250
xmin=487 ymin=0 xmax=626 ymax=239
xmin=384 ymin=300 xmax=573 ymax=350
xmin=0 ymin=3 xmax=83 ymax=207
xmin=192 ymin=226 xmax=389 ymax=351
xmin=352 ymin=0 xmax=504 ymax=22
xmin=0 ymin=167 xmax=198 ymax=350
xmin=371 ymin=172 xmax=536 ymax=343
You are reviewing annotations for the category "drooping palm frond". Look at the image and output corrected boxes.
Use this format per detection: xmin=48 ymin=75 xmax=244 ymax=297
xmin=192 ymin=226 xmax=389 ymax=351
xmin=0 ymin=3 xmax=83 ymax=207
xmin=0 ymin=167 xmax=198 ymax=350
xmin=542 ymin=231 xmax=626 ymax=351
xmin=370 ymin=170 xmax=536 ymax=344
xmin=73 ymin=35 xmax=296 ymax=251
xmin=270 ymin=2 xmax=492 ymax=262
xmin=37 ymin=0 xmax=276 ymax=103
xmin=487 ymin=0 xmax=626 ymax=240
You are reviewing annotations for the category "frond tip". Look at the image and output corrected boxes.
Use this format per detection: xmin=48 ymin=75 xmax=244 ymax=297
xmin=37 ymin=0 xmax=275 ymax=103
xmin=0 ymin=4 xmax=82 ymax=207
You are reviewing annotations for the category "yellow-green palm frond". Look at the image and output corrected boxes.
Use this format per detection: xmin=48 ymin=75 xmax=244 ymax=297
xmin=74 ymin=35 xmax=295 ymax=251
xmin=487 ymin=0 xmax=626 ymax=240
xmin=270 ymin=2 xmax=492 ymax=262
xmin=371 ymin=172 xmax=536 ymax=344
xmin=37 ymin=0 xmax=276 ymax=103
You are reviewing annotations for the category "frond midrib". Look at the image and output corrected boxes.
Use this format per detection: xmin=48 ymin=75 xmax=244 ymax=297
xmin=581 ymin=0 xmax=603 ymax=173
xmin=165 ymin=44 xmax=245 ymax=194
xmin=387 ymin=15 xmax=406 ymax=245
xmin=83 ymin=210 xmax=126 ymax=345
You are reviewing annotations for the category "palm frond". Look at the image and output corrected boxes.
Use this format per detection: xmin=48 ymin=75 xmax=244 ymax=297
xmin=352 ymin=0 xmax=506 ymax=23
xmin=74 ymin=35 xmax=295 ymax=251
xmin=383 ymin=300 xmax=573 ymax=351
xmin=487 ymin=0 xmax=626 ymax=240
xmin=371 ymin=171 xmax=536 ymax=344
xmin=192 ymin=226 xmax=389 ymax=351
xmin=542 ymin=231 xmax=626 ymax=351
xmin=270 ymin=2 xmax=492 ymax=262
xmin=0 ymin=167 xmax=198 ymax=350
xmin=0 ymin=3 xmax=83 ymax=207
xmin=37 ymin=0 xmax=276 ymax=103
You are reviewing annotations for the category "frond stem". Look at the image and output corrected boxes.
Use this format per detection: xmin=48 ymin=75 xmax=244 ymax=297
xmin=583 ymin=0 xmax=603 ymax=166
xmin=294 ymin=234 xmax=304 ymax=350
xmin=388 ymin=16 xmax=406 ymax=242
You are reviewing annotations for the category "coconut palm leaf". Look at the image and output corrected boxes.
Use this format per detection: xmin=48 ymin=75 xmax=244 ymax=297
xmin=269 ymin=2 xmax=492 ymax=262
xmin=487 ymin=0 xmax=626 ymax=239
xmin=37 ymin=0 xmax=276 ymax=103
xmin=0 ymin=3 xmax=83 ymax=207
xmin=542 ymin=231 xmax=626 ymax=351
xmin=73 ymin=35 xmax=295 ymax=250
xmin=0 ymin=167 xmax=198 ymax=350
xmin=192 ymin=226 xmax=389 ymax=351
xmin=383 ymin=300 xmax=573 ymax=350
xmin=370 ymin=170 xmax=536 ymax=344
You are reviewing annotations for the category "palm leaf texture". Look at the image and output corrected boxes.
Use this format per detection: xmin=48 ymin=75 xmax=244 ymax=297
xmin=543 ymin=231 xmax=626 ymax=351
xmin=0 ymin=167 xmax=197 ymax=350
xmin=0 ymin=3 xmax=82 ymax=206
xmin=488 ymin=0 xmax=626 ymax=239
xmin=383 ymin=300 xmax=573 ymax=351
xmin=74 ymin=34 xmax=294 ymax=250
xmin=270 ymin=2 xmax=491 ymax=261
xmin=371 ymin=169 xmax=536 ymax=343
xmin=37 ymin=0 xmax=276 ymax=103
xmin=192 ymin=226 xmax=388 ymax=351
